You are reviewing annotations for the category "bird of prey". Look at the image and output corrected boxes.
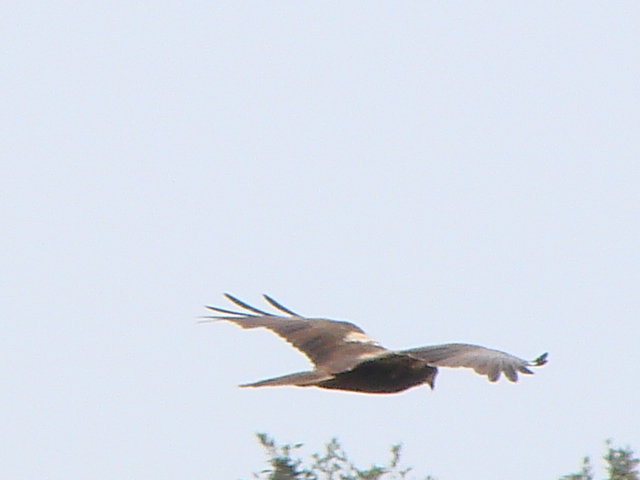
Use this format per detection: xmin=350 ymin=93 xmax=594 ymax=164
xmin=203 ymin=294 xmax=548 ymax=394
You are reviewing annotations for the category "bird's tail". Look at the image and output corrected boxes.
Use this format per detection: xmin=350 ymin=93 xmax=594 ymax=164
xmin=239 ymin=370 xmax=334 ymax=388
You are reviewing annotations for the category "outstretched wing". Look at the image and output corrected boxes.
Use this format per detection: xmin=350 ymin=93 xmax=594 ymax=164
xmin=203 ymin=294 xmax=389 ymax=373
xmin=402 ymin=343 xmax=548 ymax=382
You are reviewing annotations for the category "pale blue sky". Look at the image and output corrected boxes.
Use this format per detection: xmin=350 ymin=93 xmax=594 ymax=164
xmin=2 ymin=2 xmax=639 ymax=480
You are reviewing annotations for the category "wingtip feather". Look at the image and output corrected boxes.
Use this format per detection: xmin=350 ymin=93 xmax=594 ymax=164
xmin=531 ymin=352 xmax=549 ymax=366
xmin=223 ymin=294 xmax=273 ymax=316
xmin=262 ymin=294 xmax=302 ymax=317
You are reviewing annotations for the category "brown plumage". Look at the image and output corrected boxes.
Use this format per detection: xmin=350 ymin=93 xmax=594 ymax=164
xmin=203 ymin=294 xmax=548 ymax=394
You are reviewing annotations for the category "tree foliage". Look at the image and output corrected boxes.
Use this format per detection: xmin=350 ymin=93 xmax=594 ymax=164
xmin=246 ymin=433 xmax=638 ymax=480
xmin=560 ymin=441 xmax=639 ymax=480
xmin=248 ymin=433 xmax=435 ymax=480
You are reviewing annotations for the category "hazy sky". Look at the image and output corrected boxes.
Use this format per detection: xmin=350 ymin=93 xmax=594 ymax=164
xmin=2 ymin=2 xmax=639 ymax=480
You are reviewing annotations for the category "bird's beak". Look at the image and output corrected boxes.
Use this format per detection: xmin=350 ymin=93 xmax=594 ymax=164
xmin=426 ymin=370 xmax=437 ymax=390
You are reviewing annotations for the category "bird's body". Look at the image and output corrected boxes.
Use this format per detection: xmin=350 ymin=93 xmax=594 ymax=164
xmin=203 ymin=294 xmax=548 ymax=394
xmin=316 ymin=354 xmax=437 ymax=393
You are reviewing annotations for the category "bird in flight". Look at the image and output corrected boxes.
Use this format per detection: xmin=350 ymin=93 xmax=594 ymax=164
xmin=203 ymin=294 xmax=548 ymax=394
